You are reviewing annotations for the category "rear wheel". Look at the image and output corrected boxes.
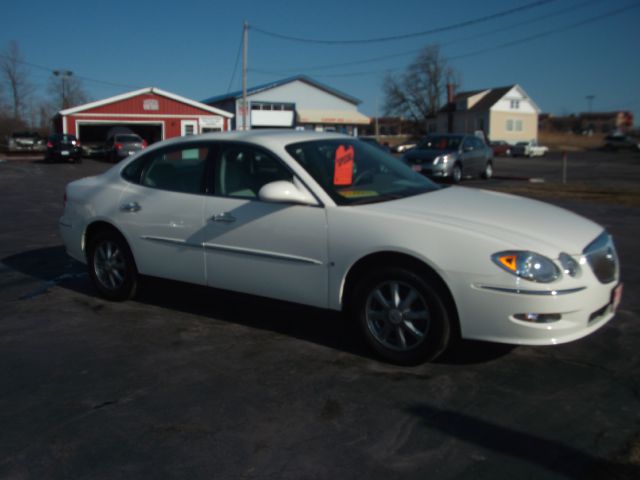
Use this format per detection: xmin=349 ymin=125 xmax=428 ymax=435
xmin=87 ymin=230 xmax=138 ymax=301
xmin=351 ymin=267 xmax=451 ymax=365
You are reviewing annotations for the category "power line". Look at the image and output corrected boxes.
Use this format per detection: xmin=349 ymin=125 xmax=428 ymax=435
xmin=0 ymin=52 xmax=141 ymax=90
xmin=251 ymin=0 xmax=557 ymax=45
xmin=252 ymin=0 xmax=601 ymax=74
xmin=227 ymin=28 xmax=244 ymax=93
xmin=250 ymin=2 xmax=640 ymax=79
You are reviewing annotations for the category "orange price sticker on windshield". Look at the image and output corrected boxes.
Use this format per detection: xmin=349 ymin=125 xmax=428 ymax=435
xmin=334 ymin=145 xmax=354 ymax=186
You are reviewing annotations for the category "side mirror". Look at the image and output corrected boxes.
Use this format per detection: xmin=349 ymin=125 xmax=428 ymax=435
xmin=258 ymin=179 xmax=318 ymax=206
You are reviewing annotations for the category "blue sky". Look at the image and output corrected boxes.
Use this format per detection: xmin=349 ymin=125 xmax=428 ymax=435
xmin=2 ymin=0 xmax=639 ymax=122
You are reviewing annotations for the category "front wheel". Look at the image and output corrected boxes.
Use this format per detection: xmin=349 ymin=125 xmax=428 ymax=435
xmin=87 ymin=230 xmax=138 ymax=301
xmin=351 ymin=267 xmax=451 ymax=365
xmin=451 ymin=163 xmax=463 ymax=184
xmin=481 ymin=161 xmax=493 ymax=179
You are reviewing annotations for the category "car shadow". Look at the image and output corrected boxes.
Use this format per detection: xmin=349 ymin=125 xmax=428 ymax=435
xmin=2 ymin=245 xmax=515 ymax=366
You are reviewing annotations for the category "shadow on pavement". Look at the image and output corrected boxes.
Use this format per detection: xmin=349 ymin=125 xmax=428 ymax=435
xmin=2 ymin=245 xmax=515 ymax=366
xmin=406 ymin=404 xmax=640 ymax=479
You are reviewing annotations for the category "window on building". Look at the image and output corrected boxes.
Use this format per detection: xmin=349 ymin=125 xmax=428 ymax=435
xmin=515 ymin=119 xmax=523 ymax=131
xmin=506 ymin=119 xmax=514 ymax=131
xmin=510 ymin=100 xmax=520 ymax=109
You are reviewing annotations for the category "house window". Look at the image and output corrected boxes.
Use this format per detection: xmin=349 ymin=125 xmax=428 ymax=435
xmin=515 ymin=119 xmax=523 ymax=131
xmin=510 ymin=100 xmax=520 ymax=109
xmin=506 ymin=119 xmax=514 ymax=131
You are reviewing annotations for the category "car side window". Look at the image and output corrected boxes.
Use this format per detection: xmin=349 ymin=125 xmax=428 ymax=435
xmin=139 ymin=145 xmax=209 ymax=194
xmin=462 ymin=138 xmax=473 ymax=150
xmin=214 ymin=145 xmax=292 ymax=199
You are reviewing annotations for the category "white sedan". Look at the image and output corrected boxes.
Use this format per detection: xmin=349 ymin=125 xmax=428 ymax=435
xmin=511 ymin=139 xmax=549 ymax=157
xmin=59 ymin=130 xmax=621 ymax=364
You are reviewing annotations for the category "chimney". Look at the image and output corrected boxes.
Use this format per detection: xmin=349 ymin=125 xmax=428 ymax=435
xmin=447 ymin=84 xmax=455 ymax=133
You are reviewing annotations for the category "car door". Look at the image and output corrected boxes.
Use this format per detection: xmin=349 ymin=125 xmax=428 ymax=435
xmin=460 ymin=136 xmax=480 ymax=174
xmin=114 ymin=143 xmax=211 ymax=285
xmin=202 ymin=143 xmax=329 ymax=308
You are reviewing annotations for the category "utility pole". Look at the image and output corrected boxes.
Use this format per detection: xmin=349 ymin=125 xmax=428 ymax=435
xmin=53 ymin=70 xmax=73 ymax=109
xmin=242 ymin=21 xmax=248 ymax=131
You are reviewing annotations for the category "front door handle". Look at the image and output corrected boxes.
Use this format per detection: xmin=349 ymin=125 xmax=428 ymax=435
xmin=120 ymin=202 xmax=141 ymax=212
xmin=210 ymin=212 xmax=236 ymax=223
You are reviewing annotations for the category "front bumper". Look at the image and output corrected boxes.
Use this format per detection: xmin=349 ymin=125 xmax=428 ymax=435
xmin=456 ymin=280 xmax=620 ymax=345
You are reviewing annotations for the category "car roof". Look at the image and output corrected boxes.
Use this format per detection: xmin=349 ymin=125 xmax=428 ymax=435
xmin=156 ymin=129 xmax=351 ymax=151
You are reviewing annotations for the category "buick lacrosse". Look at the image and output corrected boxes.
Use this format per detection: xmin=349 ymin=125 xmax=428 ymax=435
xmin=59 ymin=130 xmax=621 ymax=364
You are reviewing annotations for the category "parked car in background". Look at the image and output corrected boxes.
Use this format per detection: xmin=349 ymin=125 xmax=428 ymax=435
xmin=45 ymin=134 xmax=82 ymax=163
xmin=603 ymin=134 xmax=639 ymax=151
xmin=402 ymin=133 xmax=493 ymax=183
xmin=490 ymin=140 xmax=512 ymax=156
xmin=392 ymin=142 xmax=417 ymax=153
xmin=511 ymin=140 xmax=549 ymax=157
xmin=4 ymin=131 xmax=46 ymax=153
xmin=59 ymin=130 xmax=621 ymax=364
xmin=105 ymin=133 xmax=147 ymax=162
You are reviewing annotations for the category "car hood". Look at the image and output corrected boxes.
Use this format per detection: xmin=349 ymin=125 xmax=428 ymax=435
xmin=359 ymin=187 xmax=602 ymax=255
xmin=403 ymin=148 xmax=455 ymax=163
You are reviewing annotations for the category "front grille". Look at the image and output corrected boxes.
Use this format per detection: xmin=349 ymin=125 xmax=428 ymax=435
xmin=583 ymin=232 xmax=618 ymax=284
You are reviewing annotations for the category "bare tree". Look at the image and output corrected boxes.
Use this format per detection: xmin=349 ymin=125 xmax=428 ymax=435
xmin=0 ymin=41 xmax=34 ymax=122
xmin=383 ymin=45 xmax=460 ymax=131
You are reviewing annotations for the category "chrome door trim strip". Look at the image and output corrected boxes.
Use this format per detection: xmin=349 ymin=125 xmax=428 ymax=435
xmin=203 ymin=242 xmax=323 ymax=266
xmin=141 ymin=236 xmax=201 ymax=249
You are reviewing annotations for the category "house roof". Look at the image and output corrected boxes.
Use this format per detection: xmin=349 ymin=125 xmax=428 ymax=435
xmin=59 ymin=87 xmax=233 ymax=117
xmin=202 ymin=75 xmax=362 ymax=106
xmin=440 ymin=85 xmax=539 ymax=113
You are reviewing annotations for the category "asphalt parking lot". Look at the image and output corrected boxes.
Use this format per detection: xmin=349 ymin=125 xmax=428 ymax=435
xmin=0 ymin=150 xmax=639 ymax=479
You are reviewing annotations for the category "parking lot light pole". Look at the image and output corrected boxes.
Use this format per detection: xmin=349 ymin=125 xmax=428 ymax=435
xmin=53 ymin=70 xmax=73 ymax=109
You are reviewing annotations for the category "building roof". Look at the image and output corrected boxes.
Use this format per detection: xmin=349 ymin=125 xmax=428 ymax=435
xmin=59 ymin=87 xmax=233 ymax=117
xmin=202 ymin=75 xmax=362 ymax=106
xmin=440 ymin=85 xmax=539 ymax=113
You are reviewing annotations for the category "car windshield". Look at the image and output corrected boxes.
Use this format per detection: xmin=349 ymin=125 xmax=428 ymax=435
xmin=417 ymin=135 xmax=462 ymax=151
xmin=285 ymin=138 xmax=440 ymax=206
xmin=116 ymin=135 xmax=141 ymax=143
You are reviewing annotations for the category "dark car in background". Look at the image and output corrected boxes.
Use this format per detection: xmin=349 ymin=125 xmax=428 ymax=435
xmin=490 ymin=140 xmax=512 ymax=156
xmin=402 ymin=133 xmax=493 ymax=183
xmin=45 ymin=134 xmax=82 ymax=163
xmin=105 ymin=133 xmax=147 ymax=162
xmin=604 ymin=134 xmax=639 ymax=151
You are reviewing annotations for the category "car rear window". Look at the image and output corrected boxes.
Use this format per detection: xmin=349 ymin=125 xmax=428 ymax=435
xmin=116 ymin=135 xmax=142 ymax=143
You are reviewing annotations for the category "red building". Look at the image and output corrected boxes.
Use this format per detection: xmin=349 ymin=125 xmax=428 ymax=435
xmin=55 ymin=87 xmax=234 ymax=146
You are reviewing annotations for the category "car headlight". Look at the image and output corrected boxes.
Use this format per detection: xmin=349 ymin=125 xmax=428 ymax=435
xmin=433 ymin=154 xmax=450 ymax=165
xmin=492 ymin=251 xmax=561 ymax=283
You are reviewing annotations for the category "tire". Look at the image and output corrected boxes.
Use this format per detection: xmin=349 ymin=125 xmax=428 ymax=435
xmin=87 ymin=229 xmax=138 ymax=301
xmin=351 ymin=267 xmax=451 ymax=365
xmin=481 ymin=161 xmax=493 ymax=180
xmin=451 ymin=163 xmax=462 ymax=184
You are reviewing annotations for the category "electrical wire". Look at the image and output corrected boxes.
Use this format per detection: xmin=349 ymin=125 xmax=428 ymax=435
xmin=251 ymin=0 xmax=557 ymax=45
xmin=227 ymin=28 xmax=244 ymax=93
xmin=249 ymin=2 xmax=640 ymax=79
xmin=251 ymin=0 xmax=601 ymax=74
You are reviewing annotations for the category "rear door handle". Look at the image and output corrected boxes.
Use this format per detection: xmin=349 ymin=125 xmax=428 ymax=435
xmin=120 ymin=202 xmax=141 ymax=212
xmin=210 ymin=212 xmax=236 ymax=223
